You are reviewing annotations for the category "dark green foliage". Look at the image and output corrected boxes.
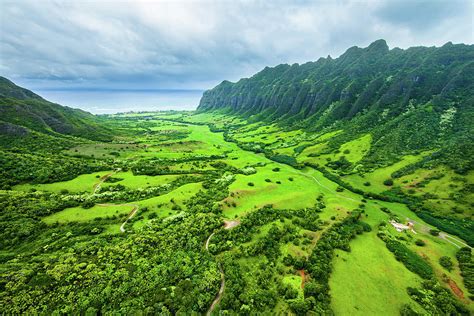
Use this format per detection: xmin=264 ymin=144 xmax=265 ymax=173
xmin=456 ymin=247 xmax=474 ymax=296
xmin=268 ymin=154 xmax=297 ymax=166
xmin=380 ymin=238 xmax=433 ymax=279
xmin=439 ymin=256 xmax=453 ymax=272
xmin=0 ymin=213 xmax=222 ymax=314
xmin=429 ymin=229 xmax=440 ymax=236
xmin=407 ymin=280 xmax=469 ymax=315
xmin=0 ymin=77 xmax=113 ymax=141
xmin=0 ymin=191 xmax=80 ymax=249
xmin=417 ymin=211 xmax=474 ymax=247
xmin=414 ymin=239 xmax=426 ymax=246
xmin=383 ymin=178 xmax=394 ymax=186
xmin=0 ymin=151 xmax=107 ymax=188
xmin=326 ymin=156 xmax=352 ymax=172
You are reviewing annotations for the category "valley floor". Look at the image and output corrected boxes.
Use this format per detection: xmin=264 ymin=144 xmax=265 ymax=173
xmin=1 ymin=111 xmax=472 ymax=314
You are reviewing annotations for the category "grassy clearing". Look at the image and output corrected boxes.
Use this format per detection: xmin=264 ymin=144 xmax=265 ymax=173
xmin=298 ymin=134 xmax=371 ymax=165
xmin=14 ymin=170 xmax=112 ymax=193
xmin=343 ymin=152 xmax=431 ymax=193
xmin=222 ymin=164 xmax=322 ymax=218
xmin=102 ymin=172 xmax=179 ymax=190
xmin=43 ymin=204 xmax=133 ymax=224
xmin=64 ymin=143 xmax=145 ymax=159
xmin=330 ymin=232 xmax=423 ymax=315
xmin=132 ymin=182 xmax=202 ymax=221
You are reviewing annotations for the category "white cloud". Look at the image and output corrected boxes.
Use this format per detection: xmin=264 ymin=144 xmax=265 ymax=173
xmin=0 ymin=0 xmax=472 ymax=91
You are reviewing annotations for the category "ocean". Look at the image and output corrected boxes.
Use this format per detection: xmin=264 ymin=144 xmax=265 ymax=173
xmin=35 ymin=89 xmax=204 ymax=114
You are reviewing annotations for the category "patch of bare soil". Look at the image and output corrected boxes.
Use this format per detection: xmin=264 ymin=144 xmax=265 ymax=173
xmin=448 ymin=279 xmax=464 ymax=299
xmin=299 ymin=270 xmax=306 ymax=289
xmin=224 ymin=220 xmax=240 ymax=229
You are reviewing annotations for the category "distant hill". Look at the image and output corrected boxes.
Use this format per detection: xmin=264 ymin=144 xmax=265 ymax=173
xmin=0 ymin=77 xmax=113 ymax=141
xmin=198 ymin=40 xmax=474 ymax=174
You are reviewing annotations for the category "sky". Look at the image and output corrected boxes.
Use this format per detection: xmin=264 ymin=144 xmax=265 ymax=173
xmin=0 ymin=0 xmax=473 ymax=113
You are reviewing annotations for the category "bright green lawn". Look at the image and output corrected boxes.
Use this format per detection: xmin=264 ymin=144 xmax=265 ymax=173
xmin=330 ymin=232 xmax=423 ymax=315
xmin=14 ymin=170 xmax=112 ymax=193
xmin=43 ymin=204 xmax=133 ymax=223
xmin=102 ymin=172 xmax=179 ymax=190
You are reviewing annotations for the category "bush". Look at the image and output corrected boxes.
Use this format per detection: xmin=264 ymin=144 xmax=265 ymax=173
xmin=415 ymin=239 xmax=426 ymax=246
xmin=82 ymin=200 xmax=95 ymax=209
xmin=363 ymin=181 xmax=371 ymax=186
xmin=383 ymin=178 xmax=394 ymax=186
xmin=265 ymin=178 xmax=272 ymax=182
xmin=439 ymin=256 xmax=453 ymax=271
xmin=247 ymin=182 xmax=255 ymax=187
xmin=272 ymin=167 xmax=280 ymax=172
xmin=429 ymin=229 xmax=440 ymax=236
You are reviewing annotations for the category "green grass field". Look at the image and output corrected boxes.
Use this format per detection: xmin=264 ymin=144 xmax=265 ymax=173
xmin=43 ymin=204 xmax=133 ymax=223
xmin=18 ymin=111 xmax=471 ymax=314
xmin=330 ymin=232 xmax=424 ymax=315
xmin=14 ymin=170 xmax=112 ymax=193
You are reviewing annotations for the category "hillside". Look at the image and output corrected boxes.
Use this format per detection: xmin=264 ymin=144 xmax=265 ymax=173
xmin=0 ymin=78 xmax=114 ymax=189
xmin=198 ymin=40 xmax=474 ymax=174
xmin=0 ymin=77 xmax=113 ymax=141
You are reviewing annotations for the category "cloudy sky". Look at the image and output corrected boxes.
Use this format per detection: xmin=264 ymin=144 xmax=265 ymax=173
xmin=0 ymin=0 xmax=473 ymax=112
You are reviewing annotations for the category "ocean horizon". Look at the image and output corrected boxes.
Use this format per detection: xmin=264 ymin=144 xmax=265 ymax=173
xmin=35 ymin=88 xmax=204 ymax=114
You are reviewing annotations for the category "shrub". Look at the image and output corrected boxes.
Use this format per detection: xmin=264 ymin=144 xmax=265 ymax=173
xmin=272 ymin=167 xmax=280 ymax=172
xmin=384 ymin=239 xmax=433 ymax=279
xmin=415 ymin=239 xmax=426 ymax=246
xmin=247 ymin=182 xmax=255 ymax=187
xmin=363 ymin=181 xmax=371 ymax=186
xmin=439 ymin=256 xmax=453 ymax=271
xmin=384 ymin=178 xmax=394 ymax=186
xmin=429 ymin=229 xmax=440 ymax=236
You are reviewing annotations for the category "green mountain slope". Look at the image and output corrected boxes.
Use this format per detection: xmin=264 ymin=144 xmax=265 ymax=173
xmin=0 ymin=77 xmax=113 ymax=141
xmin=198 ymin=40 xmax=474 ymax=174
xmin=0 ymin=77 xmax=113 ymax=189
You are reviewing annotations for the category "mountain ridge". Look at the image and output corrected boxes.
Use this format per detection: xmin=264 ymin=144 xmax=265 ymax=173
xmin=0 ymin=76 xmax=113 ymax=141
xmin=198 ymin=40 xmax=474 ymax=173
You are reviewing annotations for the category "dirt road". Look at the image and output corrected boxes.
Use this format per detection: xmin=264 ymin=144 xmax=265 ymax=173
xmin=205 ymin=220 xmax=240 ymax=316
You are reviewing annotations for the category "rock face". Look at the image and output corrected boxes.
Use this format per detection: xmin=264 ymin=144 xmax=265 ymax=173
xmin=0 ymin=121 xmax=29 ymax=136
xmin=197 ymin=40 xmax=474 ymax=173
xmin=198 ymin=40 xmax=473 ymax=127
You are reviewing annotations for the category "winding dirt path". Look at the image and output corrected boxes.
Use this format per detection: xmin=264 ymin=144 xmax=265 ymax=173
xmin=293 ymin=170 xmax=359 ymax=203
xmin=205 ymin=220 xmax=240 ymax=316
xmin=93 ymin=168 xmax=121 ymax=194
xmin=97 ymin=202 xmax=139 ymax=233
xmin=408 ymin=218 xmax=472 ymax=249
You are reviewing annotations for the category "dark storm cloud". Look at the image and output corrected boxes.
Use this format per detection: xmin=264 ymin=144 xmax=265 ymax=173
xmin=0 ymin=0 xmax=472 ymax=92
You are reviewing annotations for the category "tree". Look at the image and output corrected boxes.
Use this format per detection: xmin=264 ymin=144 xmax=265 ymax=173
xmin=439 ymin=256 xmax=453 ymax=271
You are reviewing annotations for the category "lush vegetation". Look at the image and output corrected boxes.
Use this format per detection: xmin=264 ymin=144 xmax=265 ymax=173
xmin=1 ymin=39 xmax=473 ymax=315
